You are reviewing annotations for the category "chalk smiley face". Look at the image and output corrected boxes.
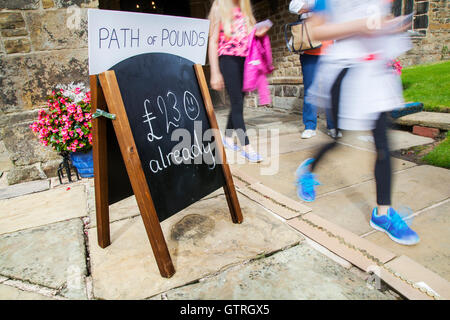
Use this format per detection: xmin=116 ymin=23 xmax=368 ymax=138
xmin=183 ymin=91 xmax=200 ymax=121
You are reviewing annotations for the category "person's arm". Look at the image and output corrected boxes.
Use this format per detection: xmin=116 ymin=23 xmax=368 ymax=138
xmin=308 ymin=9 xmax=412 ymax=41
xmin=308 ymin=13 xmax=367 ymax=41
xmin=208 ymin=1 xmax=224 ymax=91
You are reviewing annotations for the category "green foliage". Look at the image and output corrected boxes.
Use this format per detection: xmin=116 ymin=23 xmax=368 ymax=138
xmin=402 ymin=61 xmax=450 ymax=112
xmin=422 ymin=132 xmax=450 ymax=169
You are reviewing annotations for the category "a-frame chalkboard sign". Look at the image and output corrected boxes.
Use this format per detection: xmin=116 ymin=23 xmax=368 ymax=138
xmin=90 ymin=53 xmax=242 ymax=278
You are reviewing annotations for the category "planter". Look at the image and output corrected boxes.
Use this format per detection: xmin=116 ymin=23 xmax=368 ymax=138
xmin=70 ymin=149 xmax=94 ymax=178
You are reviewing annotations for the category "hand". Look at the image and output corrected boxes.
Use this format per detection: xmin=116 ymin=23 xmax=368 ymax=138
xmin=298 ymin=8 xmax=309 ymax=15
xmin=255 ymin=25 xmax=270 ymax=37
xmin=210 ymin=71 xmax=224 ymax=91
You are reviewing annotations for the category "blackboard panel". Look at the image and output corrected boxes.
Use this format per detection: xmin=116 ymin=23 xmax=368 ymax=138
xmin=109 ymin=53 xmax=224 ymax=222
xmin=106 ymin=118 xmax=134 ymax=205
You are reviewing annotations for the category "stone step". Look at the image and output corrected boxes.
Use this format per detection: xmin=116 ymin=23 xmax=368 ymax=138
xmin=0 ymin=179 xmax=50 ymax=200
xmin=395 ymin=112 xmax=450 ymax=131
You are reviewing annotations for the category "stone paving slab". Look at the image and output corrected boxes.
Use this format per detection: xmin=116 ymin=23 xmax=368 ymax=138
xmin=376 ymin=265 xmax=433 ymax=300
xmin=217 ymin=110 xmax=302 ymax=138
xmin=151 ymin=244 xmax=396 ymax=300
xmin=289 ymin=213 xmax=396 ymax=266
xmin=89 ymin=195 xmax=140 ymax=229
xmin=395 ymin=112 xmax=450 ymax=130
xmin=239 ymin=183 xmax=311 ymax=220
xmin=287 ymin=215 xmax=439 ymax=300
xmin=89 ymin=194 xmax=303 ymax=300
xmin=338 ymin=130 xmax=435 ymax=152
xmin=0 ymin=184 xmax=87 ymax=235
xmin=246 ymin=129 xmax=433 ymax=161
xmin=365 ymin=200 xmax=450 ymax=282
xmin=309 ymin=165 xmax=450 ymax=236
xmin=248 ymin=131 xmax=331 ymax=157
xmin=246 ymin=113 xmax=299 ymax=127
xmin=0 ymin=219 xmax=87 ymax=300
xmin=288 ymin=216 xmax=391 ymax=273
xmin=0 ymin=179 xmax=50 ymax=200
xmin=384 ymin=255 xmax=450 ymax=300
xmin=0 ymin=284 xmax=54 ymax=300
xmin=303 ymin=237 xmax=353 ymax=269
xmin=231 ymin=168 xmax=261 ymax=186
xmin=233 ymin=146 xmax=416 ymax=202
xmin=89 ymin=189 xmax=225 ymax=228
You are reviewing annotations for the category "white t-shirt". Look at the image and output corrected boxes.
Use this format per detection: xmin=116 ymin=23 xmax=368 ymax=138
xmin=315 ymin=0 xmax=410 ymax=62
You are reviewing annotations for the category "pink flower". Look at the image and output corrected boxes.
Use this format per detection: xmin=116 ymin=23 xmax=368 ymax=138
xmin=31 ymin=86 xmax=92 ymax=153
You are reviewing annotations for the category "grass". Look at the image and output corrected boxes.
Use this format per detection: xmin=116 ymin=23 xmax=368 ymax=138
xmin=422 ymin=131 xmax=450 ymax=169
xmin=401 ymin=61 xmax=450 ymax=112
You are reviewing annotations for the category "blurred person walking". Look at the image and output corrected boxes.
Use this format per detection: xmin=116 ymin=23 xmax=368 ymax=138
xmin=296 ymin=0 xmax=420 ymax=245
xmin=208 ymin=0 xmax=270 ymax=162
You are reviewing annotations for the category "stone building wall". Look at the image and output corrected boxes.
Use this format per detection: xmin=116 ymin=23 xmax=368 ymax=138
xmin=244 ymin=0 xmax=303 ymax=112
xmin=0 ymin=0 xmax=97 ymax=184
xmin=245 ymin=0 xmax=450 ymax=111
xmin=401 ymin=0 xmax=450 ymax=65
xmin=0 ymin=0 xmax=448 ymax=185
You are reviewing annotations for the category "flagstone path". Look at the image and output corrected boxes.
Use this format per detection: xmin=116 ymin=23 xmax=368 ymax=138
xmin=0 ymin=107 xmax=448 ymax=300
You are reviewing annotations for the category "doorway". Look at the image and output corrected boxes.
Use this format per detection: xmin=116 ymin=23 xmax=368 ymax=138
xmin=98 ymin=0 xmax=192 ymax=17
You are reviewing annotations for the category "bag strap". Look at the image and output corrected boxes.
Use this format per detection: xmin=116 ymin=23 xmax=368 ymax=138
xmin=284 ymin=20 xmax=305 ymax=54
xmin=284 ymin=23 xmax=293 ymax=53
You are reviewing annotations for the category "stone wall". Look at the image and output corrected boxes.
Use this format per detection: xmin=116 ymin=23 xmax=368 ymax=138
xmin=0 ymin=0 xmax=97 ymax=185
xmin=245 ymin=0 xmax=450 ymax=110
xmin=401 ymin=0 xmax=450 ymax=65
xmin=243 ymin=0 xmax=303 ymax=112
xmin=0 ymin=0 xmax=448 ymax=185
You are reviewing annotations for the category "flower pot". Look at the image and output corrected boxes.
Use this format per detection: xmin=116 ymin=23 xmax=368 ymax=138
xmin=70 ymin=149 xmax=94 ymax=178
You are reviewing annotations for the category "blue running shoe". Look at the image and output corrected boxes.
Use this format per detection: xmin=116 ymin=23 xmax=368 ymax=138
xmin=240 ymin=150 xmax=263 ymax=163
xmin=295 ymin=158 xmax=320 ymax=202
xmin=222 ymin=138 xmax=240 ymax=151
xmin=370 ymin=207 xmax=420 ymax=245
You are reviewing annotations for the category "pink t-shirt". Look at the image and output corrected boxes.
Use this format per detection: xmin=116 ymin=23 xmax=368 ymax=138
xmin=218 ymin=7 xmax=250 ymax=57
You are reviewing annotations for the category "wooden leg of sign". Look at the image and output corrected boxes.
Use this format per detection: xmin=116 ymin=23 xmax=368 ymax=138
xmin=98 ymin=70 xmax=175 ymax=278
xmin=193 ymin=64 xmax=243 ymax=224
xmin=90 ymin=75 xmax=111 ymax=248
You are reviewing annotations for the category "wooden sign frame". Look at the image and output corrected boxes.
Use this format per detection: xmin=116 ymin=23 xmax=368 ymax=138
xmin=90 ymin=64 xmax=242 ymax=278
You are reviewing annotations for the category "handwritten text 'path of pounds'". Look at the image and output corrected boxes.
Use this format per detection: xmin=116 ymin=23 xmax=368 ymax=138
xmin=142 ymin=90 xmax=216 ymax=174
xmin=98 ymin=28 xmax=207 ymax=49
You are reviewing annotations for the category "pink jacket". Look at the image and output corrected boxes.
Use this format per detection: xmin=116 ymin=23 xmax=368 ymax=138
xmin=243 ymin=29 xmax=274 ymax=105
